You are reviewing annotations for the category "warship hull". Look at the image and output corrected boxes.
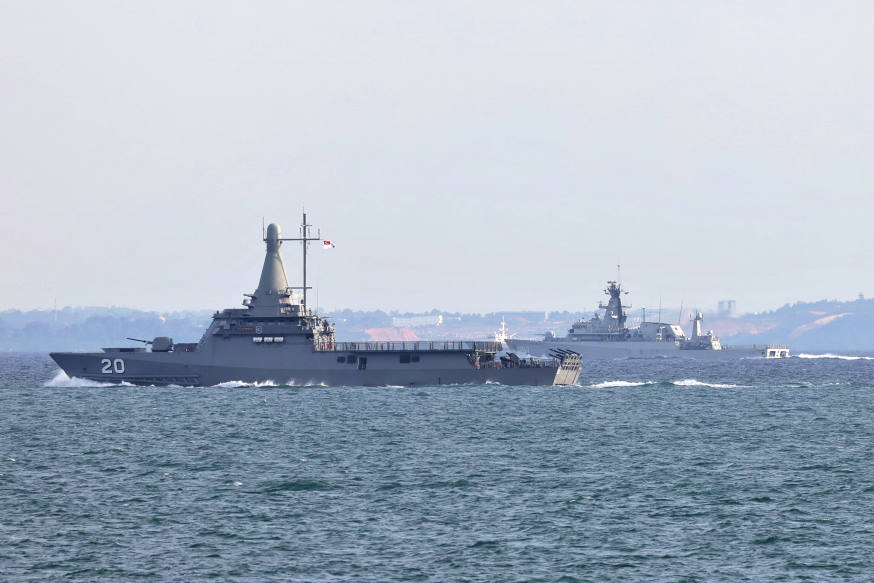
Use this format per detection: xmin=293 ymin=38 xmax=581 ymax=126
xmin=506 ymin=338 xmax=769 ymax=360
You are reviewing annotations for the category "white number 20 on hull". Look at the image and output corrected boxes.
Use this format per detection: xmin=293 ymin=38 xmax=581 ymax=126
xmin=100 ymin=358 xmax=125 ymax=374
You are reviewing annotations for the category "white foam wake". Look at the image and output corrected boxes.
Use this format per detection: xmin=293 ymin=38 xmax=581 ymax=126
xmin=211 ymin=379 xmax=330 ymax=388
xmin=672 ymin=379 xmax=750 ymax=389
xmin=44 ymin=371 xmax=123 ymax=388
xmin=211 ymin=380 xmax=279 ymax=388
xmin=589 ymin=380 xmax=654 ymax=388
xmin=796 ymin=353 xmax=874 ymax=361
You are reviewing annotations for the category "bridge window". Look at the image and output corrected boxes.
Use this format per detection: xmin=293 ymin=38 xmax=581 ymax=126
xmin=347 ymin=355 xmax=357 ymax=364
xmin=412 ymin=355 xmax=420 ymax=363
xmin=337 ymin=356 xmax=345 ymax=363
xmin=400 ymin=354 xmax=411 ymax=364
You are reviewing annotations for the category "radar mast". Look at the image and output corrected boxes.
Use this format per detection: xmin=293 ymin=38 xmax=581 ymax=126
xmin=274 ymin=212 xmax=322 ymax=313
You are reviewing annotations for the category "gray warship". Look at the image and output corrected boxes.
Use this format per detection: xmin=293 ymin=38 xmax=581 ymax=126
xmin=505 ymin=280 xmax=788 ymax=360
xmin=50 ymin=215 xmax=581 ymax=386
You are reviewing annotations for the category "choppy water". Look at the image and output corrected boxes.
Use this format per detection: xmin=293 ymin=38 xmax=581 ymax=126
xmin=2 ymin=352 xmax=874 ymax=581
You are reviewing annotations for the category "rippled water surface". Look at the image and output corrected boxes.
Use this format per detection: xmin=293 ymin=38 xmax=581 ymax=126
xmin=3 ymin=352 xmax=874 ymax=581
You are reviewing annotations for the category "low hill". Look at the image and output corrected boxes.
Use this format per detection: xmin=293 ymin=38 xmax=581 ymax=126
xmin=708 ymin=297 xmax=874 ymax=351
xmin=4 ymin=297 xmax=874 ymax=352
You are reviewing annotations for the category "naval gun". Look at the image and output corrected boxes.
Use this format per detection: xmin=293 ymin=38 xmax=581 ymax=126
xmin=126 ymin=336 xmax=174 ymax=352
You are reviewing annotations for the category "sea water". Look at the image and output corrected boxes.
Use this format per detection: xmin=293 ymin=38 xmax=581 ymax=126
xmin=2 ymin=352 xmax=873 ymax=581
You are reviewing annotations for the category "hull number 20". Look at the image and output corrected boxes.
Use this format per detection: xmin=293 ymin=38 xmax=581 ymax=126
xmin=101 ymin=358 xmax=125 ymax=374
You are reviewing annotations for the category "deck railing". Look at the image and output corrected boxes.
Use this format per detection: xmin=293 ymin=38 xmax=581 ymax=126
xmin=315 ymin=340 xmax=502 ymax=353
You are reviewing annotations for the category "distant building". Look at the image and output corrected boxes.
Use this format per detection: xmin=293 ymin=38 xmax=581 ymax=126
xmin=391 ymin=314 xmax=443 ymax=328
xmin=717 ymin=300 xmax=736 ymax=317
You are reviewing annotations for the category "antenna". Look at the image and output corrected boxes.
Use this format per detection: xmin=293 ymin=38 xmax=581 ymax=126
xmin=302 ymin=212 xmax=309 ymax=310
xmin=275 ymin=211 xmax=322 ymax=313
xmin=262 ymin=216 xmax=265 ymax=240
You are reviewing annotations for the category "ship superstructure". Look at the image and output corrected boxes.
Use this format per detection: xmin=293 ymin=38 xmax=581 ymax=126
xmin=50 ymin=215 xmax=581 ymax=386
xmin=679 ymin=311 xmax=722 ymax=350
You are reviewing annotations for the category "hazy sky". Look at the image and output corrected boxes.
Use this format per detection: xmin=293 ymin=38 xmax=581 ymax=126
xmin=2 ymin=1 xmax=872 ymax=315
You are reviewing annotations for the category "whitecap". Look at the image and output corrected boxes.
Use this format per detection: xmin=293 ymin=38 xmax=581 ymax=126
xmin=672 ymin=379 xmax=751 ymax=388
xmin=588 ymin=380 xmax=654 ymax=388
xmin=796 ymin=353 xmax=874 ymax=361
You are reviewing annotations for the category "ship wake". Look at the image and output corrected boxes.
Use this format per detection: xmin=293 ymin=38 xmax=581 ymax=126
xmin=210 ymin=380 xmax=330 ymax=388
xmin=589 ymin=380 xmax=655 ymax=388
xmin=796 ymin=353 xmax=874 ymax=361
xmin=671 ymin=379 xmax=752 ymax=389
xmin=587 ymin=378 xmax=751 ymax=389
xmin=44 ymin=371 xmax=133 ymax=388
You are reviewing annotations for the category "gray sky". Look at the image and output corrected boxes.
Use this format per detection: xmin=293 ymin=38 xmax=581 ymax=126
xmin=1 ymin=1 xmax=872 ymax=315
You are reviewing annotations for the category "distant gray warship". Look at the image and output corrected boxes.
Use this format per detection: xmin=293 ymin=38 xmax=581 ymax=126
xmin=505 ymin=280 xmax=788 ymax=360
xmin=51 ymin=215 xmax=581 ymax=386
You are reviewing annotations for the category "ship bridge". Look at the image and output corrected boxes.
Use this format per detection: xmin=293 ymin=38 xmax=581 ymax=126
xmin=195 ymin=213 xmax=336 ymax=351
